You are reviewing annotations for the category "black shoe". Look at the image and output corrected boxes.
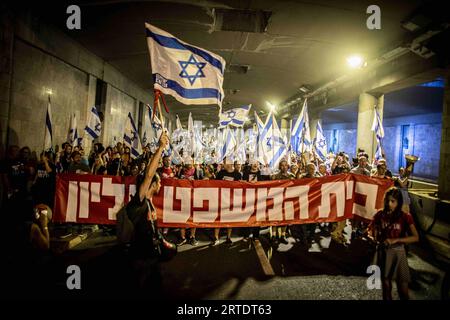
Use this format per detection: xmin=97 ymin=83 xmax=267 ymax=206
xmin=279 ymin=236 xmax=289 ymax=244
xmin=225 ymin=237 xmax=232 ymax=244
xmin=210 ymin=238 xmax=219 ymax=246
xmin=177 ymin=238 xmax=187 ymax=246
xmin=189 ymin=237 xmax=198 ymax=246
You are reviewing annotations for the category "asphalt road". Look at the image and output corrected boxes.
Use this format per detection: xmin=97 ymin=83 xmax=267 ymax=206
xmin=2 ymin=227 xmax=446 ymax=300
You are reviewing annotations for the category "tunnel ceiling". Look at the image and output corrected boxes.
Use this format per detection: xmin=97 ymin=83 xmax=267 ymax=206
xmin=28 ymin=0 xmax=437 ymax=126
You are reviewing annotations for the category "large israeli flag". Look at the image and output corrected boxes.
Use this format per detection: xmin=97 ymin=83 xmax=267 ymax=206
xmin=291 ymin=99 xmax=311 ymax=154
xmin=85 ymin=106 xmax=102 ymax=140
xmin=44 ymin=96 xmax=53 ymax=151
xmin=124 ymin=112 xmax=142 ymax=159
xmin=314 ymin=121 xmax=327 ymax=161
xmin=219 ymin=104 xmax=251 ymax=127
xmin=371 ymin=107 xmax=384 ymax=160
xmin=145 ymin=23 xmax=225 ymax=106
xmin=260 ymin=113 xmax=287 ymax=169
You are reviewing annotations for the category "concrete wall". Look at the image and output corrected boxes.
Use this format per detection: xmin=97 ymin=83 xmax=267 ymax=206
xmin=1 ymin=9 xmax=174 ymax=156
xmin=412 ymin=123 xmax=442 ymax=179
xmin=8 ymin=39 xmax=90 ymax=151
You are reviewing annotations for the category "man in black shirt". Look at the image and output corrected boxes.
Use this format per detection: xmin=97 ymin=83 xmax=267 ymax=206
xmin=212 ymin=158 xmax=241 ymax=245
xmin=32 ymin=151 xmax=56 ymax=208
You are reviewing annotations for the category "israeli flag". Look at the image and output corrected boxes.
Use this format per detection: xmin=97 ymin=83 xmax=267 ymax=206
xmin=235 ymin=128 xmax=247 ymax=164
xmin=44 ymin=96 xmax=53 ymax=151
xmin=176 ymin=114 xmax=183 ymax=130
xmin=314 ymin=121 xmax=327 ymax=161
xmin=217 ymin=127 xmax=236 ymax=163
xmin=371 ymin=108 xmax=384 ymax=160
xmin=85 ymin=106 xmax=102 ymax=140
xmin=124 ymin=112 xmax=142 ymax=159
xmin=219 ymin=104 xmax=251 ymax=127
xmin=260 ymin=113 xmax=287 ymax=169
xmin=291 ymin=99 xmax=311 ymax=154
xmin=145 ymin=23 xmax=225 ymax=106
xmin=254 ymin=112 xmax=266 ymax=164
xmin=67 ymin=113 xmax=78 ymax=145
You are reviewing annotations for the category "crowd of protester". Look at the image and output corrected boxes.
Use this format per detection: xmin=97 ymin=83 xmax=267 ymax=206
xmin=0 ymin=138 xmax=411 ymax=247
xmin=0 ymin=134 xmax=417 ymax=299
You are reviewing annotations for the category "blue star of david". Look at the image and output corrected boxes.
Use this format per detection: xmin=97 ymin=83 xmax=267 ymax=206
xmin=227 ymin=111 xmax=236 ymax=119
xmin=131 ymin=131 xmax=137 ymax=142
xmin=95 ymin=123 xmax=101 ymax=132
xmin=178 ymin=54 xmax=206 ymax=85
xmin=266 ymin=137 xmax=272 ymax=148
xmin=318 ymin=139 xmax=326 ymax=148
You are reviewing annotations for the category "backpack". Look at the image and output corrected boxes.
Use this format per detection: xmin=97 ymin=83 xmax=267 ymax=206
xmin=116 ymin=205 xmax=134 ymax=244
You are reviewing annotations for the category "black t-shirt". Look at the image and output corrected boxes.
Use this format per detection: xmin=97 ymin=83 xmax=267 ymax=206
xmin=126 ymin=194 xmax=158 ymax=259
xmin=32 ymin=163 xmax=56 ymax=207
xmin=215 ymin=170 xmax=242 ymax=181
xmin=5 ymin=159 xmax=28 ymax=195
xmin=242 ymin=170 xmax=265 ymax=182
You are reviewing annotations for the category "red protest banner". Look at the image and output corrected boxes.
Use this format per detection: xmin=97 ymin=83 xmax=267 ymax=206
xmin=53 ymin=173 xmax=393 ymax=226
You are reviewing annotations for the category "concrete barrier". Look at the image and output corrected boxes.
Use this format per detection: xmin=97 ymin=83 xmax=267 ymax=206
xmin=409 ymin=189 xmax=450 ymax=264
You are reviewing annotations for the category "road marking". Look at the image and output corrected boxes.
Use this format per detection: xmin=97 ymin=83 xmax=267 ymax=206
xmin=253 ymin=239 xmax=275 ymax=276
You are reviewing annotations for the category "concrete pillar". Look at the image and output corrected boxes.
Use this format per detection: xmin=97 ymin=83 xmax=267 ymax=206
xmin=356 ymin=93 xmax=383 ymax=160
xmin=101 ymin=83 xmax=112 ymax=147
xmin=438 ymin=73 xmax=450 ymax=200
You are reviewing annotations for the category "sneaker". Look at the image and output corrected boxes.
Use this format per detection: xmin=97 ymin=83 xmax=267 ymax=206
xmin=189 ymin=237 xmax=198 ymax=246
xmin=279 ymin=236 xmax=289 ymax=244
xmin=225 ymin=237 xmax=233 ymax=244
xmin=210 ymin=238 xmax=219 ymax=246
xmin=177 ymin=238 xmax=187 ymax=246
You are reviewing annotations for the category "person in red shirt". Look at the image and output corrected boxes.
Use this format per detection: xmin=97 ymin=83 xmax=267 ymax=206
xmin=369 ymin=187 xmax=419 ymax=300
xmin=158 ymin=155 xmax=174 ymax=179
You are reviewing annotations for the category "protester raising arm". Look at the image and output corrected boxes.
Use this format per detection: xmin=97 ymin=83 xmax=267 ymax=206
xmin=138 ymin=132 xmax=169 ymax=202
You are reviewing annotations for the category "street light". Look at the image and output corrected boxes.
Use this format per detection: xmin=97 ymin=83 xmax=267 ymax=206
xmin=346 ymin=55 xmax=365 ymax=69
xmin=266 ymin=101 xmax=276 ymax=113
